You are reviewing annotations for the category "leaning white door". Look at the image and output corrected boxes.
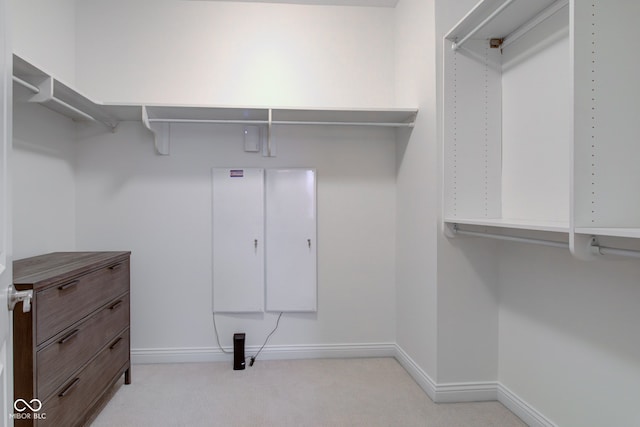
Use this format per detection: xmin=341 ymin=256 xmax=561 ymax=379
xmin=266 ymin=169 xmax=317 ymax=312
xmin=212 ymin=168 xmax=264 ymax=313
xmin=0 ymin=0 xmax=11 ymax=424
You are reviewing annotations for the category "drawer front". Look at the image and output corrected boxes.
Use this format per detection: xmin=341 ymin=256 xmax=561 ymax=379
xmin=37 ymin=295 xmax=130 ymax=399
xmin=36 ymin=260 xmax=129 ymax=345
xmin=38 ymin=329 xmax=130 ymax=427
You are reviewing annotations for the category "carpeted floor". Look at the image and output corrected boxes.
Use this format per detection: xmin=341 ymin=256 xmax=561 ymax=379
xmin=90 ymin=358 xmax=526 ymax=427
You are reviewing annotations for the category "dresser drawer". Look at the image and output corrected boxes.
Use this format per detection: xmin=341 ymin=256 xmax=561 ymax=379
xmin=37 ymin=294 xmax=129 ymax=400
xmin=35 ymin=260 xmax=129 ymax=345
xmin=39 ymin=329 xmax=130 ymax=427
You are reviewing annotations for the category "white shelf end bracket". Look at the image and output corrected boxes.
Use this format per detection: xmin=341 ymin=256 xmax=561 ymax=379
xmin=142 ymin=106 xmax=170 ymax=155
xmin=570 ymin=233 xmax=598 ymax=261
xmin=262 ymin=108 xmax=276 ymax=157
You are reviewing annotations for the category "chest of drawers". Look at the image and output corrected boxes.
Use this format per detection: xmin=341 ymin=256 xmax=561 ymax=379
xmin=13 ymin=251 xmax=131 ymax=427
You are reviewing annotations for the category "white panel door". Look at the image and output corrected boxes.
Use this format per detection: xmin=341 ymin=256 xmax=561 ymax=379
xmin=212 ymin=168 xmax=264 ymax=313
xmin=266 ymin=169 xmax=317 ymax=312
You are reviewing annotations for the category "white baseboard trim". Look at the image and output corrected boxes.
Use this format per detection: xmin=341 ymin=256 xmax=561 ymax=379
xmin=393 ymin=345 xmax=437 ymax=401
xmin=131 ymin=342 xmax=396 ymax=365
xmin=433 ymin=381 xmax=499 ymax=403
xmin=497 ymin=383 xmax=557 ymax=427
xmin=393 ymin=345 xmax=497 ymax=403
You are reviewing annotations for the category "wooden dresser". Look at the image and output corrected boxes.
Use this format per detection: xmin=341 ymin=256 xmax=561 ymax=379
xmin=13 ymin=251 xmax=131 ymax=427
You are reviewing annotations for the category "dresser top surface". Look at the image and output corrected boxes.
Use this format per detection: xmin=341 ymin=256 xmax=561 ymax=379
xmin=14 ymin=252 xmax=131 ymax=288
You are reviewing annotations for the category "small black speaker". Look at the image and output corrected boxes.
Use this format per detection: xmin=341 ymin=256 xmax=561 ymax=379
xmin=233 ymin=333 xmax=245 ymax=370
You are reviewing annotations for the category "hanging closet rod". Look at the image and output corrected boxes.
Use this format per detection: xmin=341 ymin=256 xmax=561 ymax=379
xmin=147 ymin=118 xmax=269 ymax=125
xmin=12 ymin=75 xmax=40 ymax=94
xmin=592 ymin=245 xmax=640 ymax=259
xmin=48 ymin=96 xmax=97 ymax=122
xmin=271 ymin=120 xmax=414 ymax=127
xmin=501 ymin=0 xmax=568 ymax=49
xmin=145 ymin=118 xmax=413 ymax=127
xmin=452 ymin=225 xmax=569 ymax=249
xmin=13 ymin=75 xmax=114 ymax=126
xmin=451 ymin=0 xmax=517 ymax=51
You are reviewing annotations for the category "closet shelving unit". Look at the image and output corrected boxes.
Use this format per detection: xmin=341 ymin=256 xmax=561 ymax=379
xmin=141 ymin=105 xmax=417 ymax=155
xmin=12 ymin=53 xmax=417 ymax=156
xmin=12 ymin=55 xmax=120 ymax=130
xmin=443 ymin=0 xmax=640 ymax=259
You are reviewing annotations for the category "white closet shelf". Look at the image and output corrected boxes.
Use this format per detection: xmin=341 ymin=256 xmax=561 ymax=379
xmin=136 ymin=105 xmax=417 ymax=127
xmin=574 ymin=228 xmax=640 ymax=239
xmin=271 ymin=107 xmax=417 ymax=127
xmin=446 ymin=0 xmax=567 ymax=50
xmin=12 ymin=55 xmax=119 ymax=130
xmin=12 ymin=55 xmax=417 ymax=156
xmin=445 ymin=218 xmax=569 ymax=233
xmin=139 ymin=105 xmax=417 ymax=155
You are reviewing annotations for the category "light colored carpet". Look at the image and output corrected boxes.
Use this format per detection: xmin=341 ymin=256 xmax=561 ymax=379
xmin=91 ymin=358 xmax=525 ymax=427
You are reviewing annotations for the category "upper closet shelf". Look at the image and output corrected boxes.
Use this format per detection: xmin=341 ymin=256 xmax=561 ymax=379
xmin=140 ymin=105 xmax=417 ymax=155
xmin=446 ymin=0 xmax=567 ymax=51
xmin=12 ymin=55 xmax=417 ymax=156
xmin=139 ymin=105 xmax=417 ymax=127
xmin=12 ymin=55 xmax=119 ymax=131
xmin=575 ymin=228 xmax=640 ymax=239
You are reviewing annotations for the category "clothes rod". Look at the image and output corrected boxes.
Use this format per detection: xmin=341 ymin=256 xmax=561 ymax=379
xmin=594 ymin=245 xmax=640 ymax=259
xmin=12 ymin=76 xmax=40 ymax=94
xmin=271 ymin=120 xmax=414 ymax=127
xmin=147 ymin=118 xmax=270 ymax=125
xmin=48 ymin=96 xmax=97 ymax=122
xmin=453 ymin=226 xmax=569 ymax=249
xmin=452 ymin=0 xmax=517 ymax=51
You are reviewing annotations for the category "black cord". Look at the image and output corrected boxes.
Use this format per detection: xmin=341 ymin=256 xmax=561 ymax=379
xmin=250 ymin=312 xmax=283 ymax=366
xmin=212 ymin=313 xmax=233 ymax=354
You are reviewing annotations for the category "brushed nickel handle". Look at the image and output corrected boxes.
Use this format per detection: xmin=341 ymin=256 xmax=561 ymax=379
xmin=7 ymin=285 xmax=33 ymax=312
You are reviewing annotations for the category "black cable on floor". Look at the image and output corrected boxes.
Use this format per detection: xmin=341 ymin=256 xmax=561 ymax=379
xmin=250 ymin=312 xmax=283 ymax=366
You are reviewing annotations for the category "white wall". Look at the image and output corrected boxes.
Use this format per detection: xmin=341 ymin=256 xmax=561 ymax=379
xmin=10 ymin=0 xmax=78 ymax=261
xmin=68 ymin=0 xmax=399 ymax=356
xmin=75 ymin=0 xmax=395 ymax=108
xmin=393 ymin=0 xmax=438 ymax=379
xmin=9 ymin=0 xmax=77 ymax=85
xmin=498 ymin=244 xmax=640 ymax=426
xmin=12 ymin=93 xmax=76 ymax=260
xmin=74 ymin=122 xmax=397 ymax=353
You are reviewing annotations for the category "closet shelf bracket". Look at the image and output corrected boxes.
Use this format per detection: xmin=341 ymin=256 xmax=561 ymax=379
xmin=142 ymin=106 xmax=170 ymax=155
xmin=264 ymin=108 xmax=275 ymax=157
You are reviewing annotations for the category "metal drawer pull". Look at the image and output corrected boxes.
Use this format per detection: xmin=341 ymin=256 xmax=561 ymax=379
xmin=58 ymin=329 xmax=80 ymax=345
xmin=109 ymin=337 xmax=123 ymax=350
xmin=58 ymin=378 xmax=80 ymax=398
xmin=109 ymin=300 xmax=123 ymax=311
xmin=58 ymin=280 xmax=79 ymax=291
xmin=109 ymin=263 xmax=123 ymax=271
